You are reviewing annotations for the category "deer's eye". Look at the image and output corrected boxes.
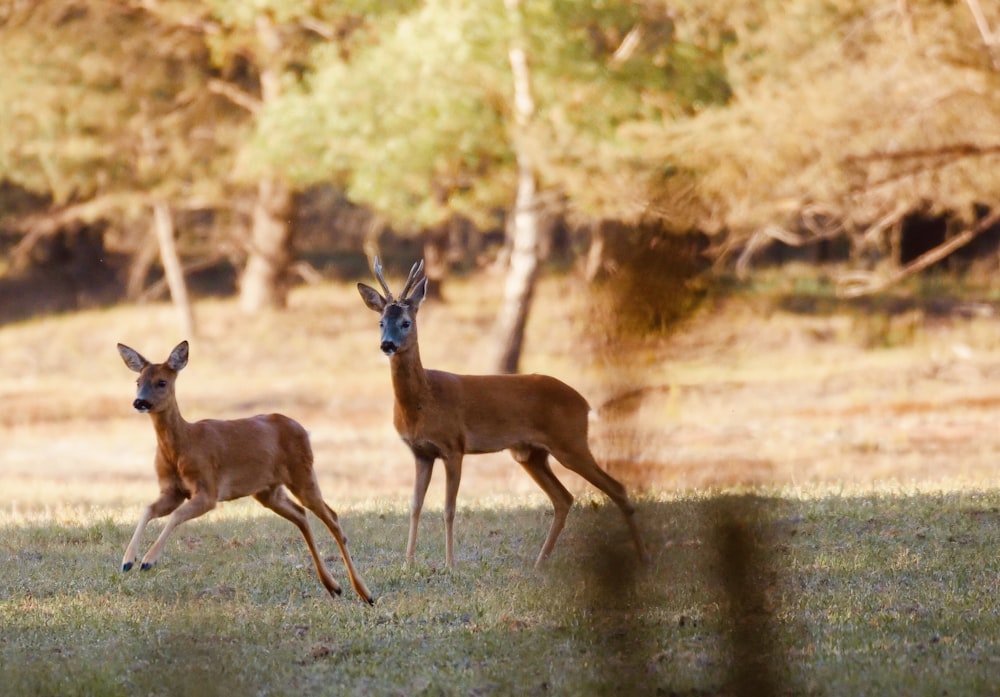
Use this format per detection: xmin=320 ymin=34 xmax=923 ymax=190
xmin=379 ymin=320 xmax=384 ymax=329
xmin=401 ymin=321 xmax=411 ymax=329
xmin=156 ymin=380 xmax=168 ymax=388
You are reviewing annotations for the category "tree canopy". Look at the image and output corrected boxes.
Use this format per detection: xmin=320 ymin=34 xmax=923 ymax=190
xmin=642 ymin=0 xmax=1000 ymax=270
xmin=2 ymin=0 xmax=998 ymax=311
xmin=0 ymin=2 xmax=240 ymax=217
xmin=252 ymin=0 xmax=730 ymax=230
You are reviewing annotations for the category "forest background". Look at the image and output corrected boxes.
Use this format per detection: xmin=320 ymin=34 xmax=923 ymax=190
xmin=1 ymin=0 xmax=999 ymax=366
xmin=3 ymin=4 xmax=1000 ymax=695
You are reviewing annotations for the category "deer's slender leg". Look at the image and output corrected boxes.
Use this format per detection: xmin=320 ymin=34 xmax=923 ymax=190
xmin=512 ymin=447 xmax=574 ymax=566
xmin=139 ymin=489 xmax=216 ymax=570
xmin=407 ymin=453 xmax=435 ymax=564
xmin=122 ymin=488 xmax=186 ymax=571
xmin=442 ymin=453 xmax=464 ymax=568
xmin=285 ymin=480 xmax=375 ymax=605
xmin=316 ymin=501 xmax=374 ymax=605
xmin=254 ymin=486 xmax=344 ymax=598
xmin=550 ymin=445 xmax=649 ymax=564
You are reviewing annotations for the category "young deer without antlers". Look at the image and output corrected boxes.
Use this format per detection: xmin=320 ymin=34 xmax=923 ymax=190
xmin=116 ymin=340 xmax=373 ymax=604
xmin=358 ymin=258 xmax=649 ymax=568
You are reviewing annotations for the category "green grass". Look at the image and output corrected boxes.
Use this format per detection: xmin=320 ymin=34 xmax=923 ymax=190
xmin=3 ymin=272 xmax=1000 ymax=695
xmin=2 ymin=490 xmax=998 ymax=696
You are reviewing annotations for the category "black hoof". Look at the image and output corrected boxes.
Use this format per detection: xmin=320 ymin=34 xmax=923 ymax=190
xmin=122 ymin=562 xmax=133 ymax=572
xmin=365 ymin=596 xmax=375 ymax=606
xmin=140 ymin=562 xmax=154 ymax=571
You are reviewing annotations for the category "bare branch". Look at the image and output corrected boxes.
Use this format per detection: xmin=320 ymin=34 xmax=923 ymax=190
xmin=207 ymin=79 xmax=261 ymax=114
xmin=6 ymin=194 xmax=144 ymax=270
xmin=298 ymin=16 xmax=336 ymax=40
xmin=610 ymin=25 xmax=643 ymax=66
xmin=964 ymin=0 xmax=1000 ymax=71
xmin=131 ymin=0 xmax=221 ymax=35
xmin=844 ymin=142 xmax=1000 ymax=165
xmin=838 ymin=208 xmax=1000 ymax=298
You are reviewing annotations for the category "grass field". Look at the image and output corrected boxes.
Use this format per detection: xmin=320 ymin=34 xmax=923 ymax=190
xmin=1 ymin=270 xmax=999 ymax=695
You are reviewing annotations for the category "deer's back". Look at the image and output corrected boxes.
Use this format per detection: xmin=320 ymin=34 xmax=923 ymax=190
xmin=427 ymin=371 xmax=591 ymax=454
xmin=184 ymin=414 xmax=313 ymax=499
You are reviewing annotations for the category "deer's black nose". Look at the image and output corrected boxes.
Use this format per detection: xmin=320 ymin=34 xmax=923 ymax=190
xmin=380 ymin=340 xmax=398 ymax=355
xmin=133 ymin=398 xmax=153 ymax=412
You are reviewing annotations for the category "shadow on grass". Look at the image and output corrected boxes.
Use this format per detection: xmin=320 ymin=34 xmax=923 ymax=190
xmin=1 ymin=491 xmax=999 ymax=696
xmin=545 ymin=494 xmax=796 ymax=697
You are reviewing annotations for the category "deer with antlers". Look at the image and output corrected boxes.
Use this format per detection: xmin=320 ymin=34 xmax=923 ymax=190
xmin=357 ymin=258 xmax=649 ymax=568
xmin=116 ymin=340 xmax=374 ymax=604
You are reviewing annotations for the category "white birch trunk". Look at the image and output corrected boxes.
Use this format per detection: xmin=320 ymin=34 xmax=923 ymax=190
xmin=152 ymin=201 xmax=196 ymax=338
xmin=491 ymin=0 xmax=541 ymax=374
xmin=238 ymin=15 xmax=295 ymax=314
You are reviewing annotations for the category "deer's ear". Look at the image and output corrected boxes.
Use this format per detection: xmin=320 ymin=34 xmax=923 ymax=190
xmin=117 ymin=343 xmax=149 ymax=373
xmin=167 ymin=340 xmax=189 ymax=371
xmin=357 ymin=283 xmax=387 ymax=313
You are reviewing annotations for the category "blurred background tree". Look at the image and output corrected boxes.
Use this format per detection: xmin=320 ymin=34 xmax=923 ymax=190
xmin=1 ymin=0 xmax=998 ymax=361
xmin=639 ymin=0 xmax=1000 ymax=290
xmin=252 ymin=0 xmax=728 ymax=370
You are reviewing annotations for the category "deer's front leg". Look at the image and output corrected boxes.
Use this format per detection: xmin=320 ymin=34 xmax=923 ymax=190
xmin=139 ymin=489 xmax=217 ymax=570
xmin=122 ymin=488 xmax=186 ymax=571
xmin=442 ymin=453 xmax=463 ymax=568
xmin=407 ymin=453 xmax=435 ymax=565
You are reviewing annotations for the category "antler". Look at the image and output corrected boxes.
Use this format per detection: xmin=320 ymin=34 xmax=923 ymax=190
xmin=399 ymin=259 xmax=425 ymax=301
xmin=372 ymin=257 xmax=394 ymax=301
xmin=371 ymin=257 xmax=424 ymax=302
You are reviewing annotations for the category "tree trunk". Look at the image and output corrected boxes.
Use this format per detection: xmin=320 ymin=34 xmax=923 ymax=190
xmin=585 ymin=219 xmax=611 ymax=282
xmin=151 ymin=201 xmax=196 ymax=338
xmin=239 ymin=176 xmax=294 ymax=313
xmin=126 ymin=230 xmax=159 ymax=301
xmin=238 ymin=14 xmax=295 ymax=314
xmin=491 ymin=167 xmax=540 ymax=373
xmin=491 ymin=0 xmax=541 ymax=374
xmin=423 ymin=222 xmax=459 ymax=302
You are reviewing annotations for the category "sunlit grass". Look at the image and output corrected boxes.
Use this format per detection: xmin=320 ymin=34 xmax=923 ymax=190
xmin=2 ymin=270 xmax=1000 ymax=693
xmin=3 ymin=489 xmax=999 ymax=696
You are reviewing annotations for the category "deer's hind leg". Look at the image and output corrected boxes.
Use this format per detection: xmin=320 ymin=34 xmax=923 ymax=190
xmin=549 ymin=443 xmax=649 ymax=564
xmin=441 ymin=452 xmax=464 ymax=568
xmin=254 ymin=485 xmax=343 ymax=598
xmin=511 ymin=446 xmax=574 ymax=567
xmin=283 ymin=479 xmax=375 ymax=605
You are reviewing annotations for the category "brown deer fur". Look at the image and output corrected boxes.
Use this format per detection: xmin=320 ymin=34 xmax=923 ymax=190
xmin=117 ymin=340 xmax=373 ymax=604
xmin=358 ymin=258 xmax=648 ymax=568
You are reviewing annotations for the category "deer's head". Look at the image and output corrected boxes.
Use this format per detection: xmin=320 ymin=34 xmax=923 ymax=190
xmin=357 ymin=258 xmax=427 ymax=356
xmin=117 ymin=340 xmax=189 ymax=413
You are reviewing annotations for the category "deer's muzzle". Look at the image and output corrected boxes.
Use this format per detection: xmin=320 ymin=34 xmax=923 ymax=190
xmin=380 ymin=340 xmax=398 ymax=355
xmin=133 ymin=398 xmax=153 ymax=413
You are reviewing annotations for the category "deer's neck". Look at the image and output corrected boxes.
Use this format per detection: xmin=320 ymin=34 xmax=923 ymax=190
xmin=389 ymin=344 xmax=431 ymax=416
xmin=149 ymin=401 xmax=190 ymax=462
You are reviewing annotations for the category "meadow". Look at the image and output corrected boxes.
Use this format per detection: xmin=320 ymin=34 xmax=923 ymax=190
xmin=1 ymin=269 xmax=999 ymax=696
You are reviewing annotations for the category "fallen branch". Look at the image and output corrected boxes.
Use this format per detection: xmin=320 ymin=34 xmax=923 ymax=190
xmin=844 ymin=142 xmax=1000 ymax=165
xmin=136 ymin=253 xmax=230 ymax=303
xmin=837 ymin=208 xmax=1000 ymax=298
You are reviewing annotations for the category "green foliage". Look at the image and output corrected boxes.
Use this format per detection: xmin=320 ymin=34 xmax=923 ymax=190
xmin=650 ymin=0 xmax=1000 ymax=246
xmin=253 ymin=0 xmax=731 ymax=229
xmin=3 ymin=0 xmax=995 ymax=289
xmin=0 ymin=2 xmax=241 ymax=208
